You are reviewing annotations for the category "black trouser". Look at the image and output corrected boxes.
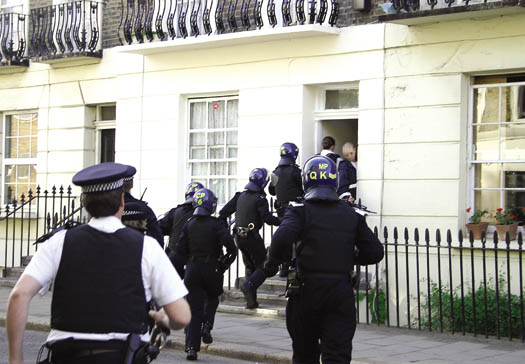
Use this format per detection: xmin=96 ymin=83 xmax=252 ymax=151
xmin=47 ymin=339 xmax=128 ymax=364
xmin=184 ymin=259 xmax=224 ymax=351
xmin=286 ymin=277 xmax=356 ymax=364
xmin=276 ymin=203 xmax=292 ymax=270
xmin=235 ymin=230 xmax=266 ymax=277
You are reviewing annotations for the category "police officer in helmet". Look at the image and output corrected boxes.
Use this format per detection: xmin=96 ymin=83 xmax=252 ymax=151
xmin=175 ymin=188 xmax=237 ymax=361
xmin=268 ymin=142 xmax=304 ymax=277
xmin=242 ymin=156 xmax=384 ymax=363
xmin=159 ymin=182 xmax=204 ymax=276
xmin=220 ymin=168 xmax=280 ymax=309
xmin=7 ymin=162 xmax=191 ymax=364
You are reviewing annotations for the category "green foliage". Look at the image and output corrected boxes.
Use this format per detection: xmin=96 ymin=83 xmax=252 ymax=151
xmin=368 ymin=288 xmax=387 ymax=325
xmin=419 ymin=279 xmax=524 ymax=339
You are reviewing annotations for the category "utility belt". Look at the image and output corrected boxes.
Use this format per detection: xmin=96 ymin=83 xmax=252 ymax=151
xmin=235 ymin=223 xmax=255 ymax=239
xmin=36 ymin=330 xmax=169 ymax=364
xmin=286 ymin=271 xmax=352 ymax=298
xmin=188 ymin=255 xmax=218 ymax=264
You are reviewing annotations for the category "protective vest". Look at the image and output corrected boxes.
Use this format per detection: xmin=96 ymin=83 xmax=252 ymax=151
xmin=168 ymin=203 xmax=194 ymax=251
xmin=297 ymin=200 xmax=357 ymax=275
xmin=185 ymin=216 xmax=222 ymax=258
xmin=51 ymin=225 xmax=149 ymax=334
xmin=236 ymin=191 xmax=263 ymax=230
xmin=274 ymin=165 xmax=303 ymax=203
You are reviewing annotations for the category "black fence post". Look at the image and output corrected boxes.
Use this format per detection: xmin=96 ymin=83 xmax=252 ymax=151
xmin=458 ymin=230 xmax=465 ymax=335
xmin=470 ymin=230 xmax=477 ymax=337
xmin=447 ymin=229 xmax=453 ymax=334
xmin=27 ymin=190 xmax=33 ymax=256
xmin=384 ymin=226 xmax=390 ymax=327
xmin=495 ymin=232 xmax=500 ymax=340
xmin=4 ymin=205 xmax=9 ymax=277
xmin=425 ymin=228 xmax=431 ymax=332
xmin=415 ymin=228 xmax=421 ymax=330
xmin=482 ymin=232 xmax=489 ymax=338
xmin=436 ymin=229 xmax=443 ymax=333
xmin=393 ymin=227 xmax=400 ymax=327
xmin=404 ymin=228 xmax=411 ymax=329
xmin=506 ymin=233 xmax=512 ymax=341
xmin=518 ymin=232 xmax=524 ymax=343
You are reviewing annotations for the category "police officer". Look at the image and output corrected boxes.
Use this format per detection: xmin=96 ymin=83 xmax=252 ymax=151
xmin=159 ymin=182 xmax=204 ymax=276
xmin=268 ymin=142 xmax=304 ymax=277
xmin=219 ymin=168 xmax=280 ymax=309
xmin=242 ymin=156 xmax=384 ymax=363
xmin=6 ymin=162 xmax=191 ymax=364
xmin=175 ymin=188 xmax=237 ymax=361
xmin=269 ymin=142 xmax=304 ymax=218
xmin=122 ymin=201 xmax=149 ymax=233
xmin=123 ymin=165 xmax=164 ymax=247
xmin=320 ymin=136 xmax=353 ymax=198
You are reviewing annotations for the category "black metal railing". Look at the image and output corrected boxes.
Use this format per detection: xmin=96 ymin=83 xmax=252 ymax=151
xmin=30 ymin=0 xmax=103 ymax=59
xmin=0 ymin=12 xmax=29 ymax=66
xmin=1 ymin=185 xmax=85 ymax=276
xmin=390 ymin=0 xmax=504 ymax=13
xmin=118 ymin=0 xmax=339 ymax=44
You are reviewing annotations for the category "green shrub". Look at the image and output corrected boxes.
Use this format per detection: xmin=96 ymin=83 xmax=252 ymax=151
xmin=419 ymin=279 xmax=524 ymax=338
xmin=368 ymin=288 xmax=387 ymax=325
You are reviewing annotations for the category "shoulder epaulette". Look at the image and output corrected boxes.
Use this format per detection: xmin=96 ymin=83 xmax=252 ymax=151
xmin=290 ymin=201 xmax=304 ymax=207
xmin=34 ymin=220 xmax=82 ymax=245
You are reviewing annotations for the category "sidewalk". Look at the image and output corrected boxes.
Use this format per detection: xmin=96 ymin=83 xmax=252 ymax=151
xmin=1 ymin=286 xmax=525 ymax=364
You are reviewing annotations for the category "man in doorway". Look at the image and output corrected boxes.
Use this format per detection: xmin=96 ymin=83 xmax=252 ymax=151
xmin=320 ymin=136 xmax=353 ymax=198
xmin=340 ymin=142 xmax=357 ymax=202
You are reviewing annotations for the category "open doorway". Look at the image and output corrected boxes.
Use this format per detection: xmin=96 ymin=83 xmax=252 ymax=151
xmin=317 ymin=119 xmax=358 ymax=158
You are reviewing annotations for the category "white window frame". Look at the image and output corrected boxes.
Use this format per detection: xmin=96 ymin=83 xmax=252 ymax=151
xmin=0 ymin=0 xmax=28 ymax=14
xmin=1 ymin=111 xmax=38 ymax=205
xmin=186 ymin=95 xmax=239 ymax=207
xmin=93 ymin=104 xmax=116 ymax=164
xmin=468 ymin=80 xmax=525 ymax=221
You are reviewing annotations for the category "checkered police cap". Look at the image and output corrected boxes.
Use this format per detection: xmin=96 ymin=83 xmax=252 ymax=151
xmin=72 ymin=162 xmax=129 ymax=193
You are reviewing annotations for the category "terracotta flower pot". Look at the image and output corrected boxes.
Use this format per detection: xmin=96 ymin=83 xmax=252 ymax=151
xmin=495 ymin=222 xmax=519 ymax=241
xmin=466 ymin=222 xmax=489 ymax=240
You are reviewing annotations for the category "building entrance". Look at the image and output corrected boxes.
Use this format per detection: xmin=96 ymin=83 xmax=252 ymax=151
xmin=317 ymin=119 xmax=358 ymax=158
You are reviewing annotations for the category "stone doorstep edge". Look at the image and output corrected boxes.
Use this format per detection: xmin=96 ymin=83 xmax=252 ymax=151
xmin=0 ymin=317 xmax=292 ymax=364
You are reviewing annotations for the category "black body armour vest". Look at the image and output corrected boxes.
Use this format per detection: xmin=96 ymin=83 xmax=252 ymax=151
xmin=51 ymin=225 xmax=149 ymax=334
xmin=297 ymin=201 xmax=357 ymax=275
xmin=185 ymin=216 xmax=222 ymax=258
xmin=274 ymin=165 xmax=302 ymax=203
xmin=168 ymin=203 xmax=194 ymax=251
xmin=236 ymin=191 xmax=263 ymax=230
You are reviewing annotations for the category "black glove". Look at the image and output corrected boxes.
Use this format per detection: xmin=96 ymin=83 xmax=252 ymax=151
xmin=263 ymin=259 xmax=279 ymax=278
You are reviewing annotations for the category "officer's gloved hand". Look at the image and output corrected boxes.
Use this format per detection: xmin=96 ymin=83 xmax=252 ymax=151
xmin=263 ymin=259 xmax=279 ymax=278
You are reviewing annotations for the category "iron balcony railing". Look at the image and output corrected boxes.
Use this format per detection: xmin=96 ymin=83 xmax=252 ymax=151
xmin=30 ymin=0 xmax=103 ymax=60
xmin=118 ymin=0 xmax=339 ymax=44
xmin=390 ymin=0 xmax=506 ymax=13
xmin=0 ymin=12 xmax=29 ymax=66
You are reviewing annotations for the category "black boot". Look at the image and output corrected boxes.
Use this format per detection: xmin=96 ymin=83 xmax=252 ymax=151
xmin=278 ymin=264 xmax=289 ymax=278
xmin=201 ymin=322 xmax=213 ymax=344
xmin=186 ymin=347 xmax=198 ymax=361
xmin=240 ymin=280 xmax=258 ymax=309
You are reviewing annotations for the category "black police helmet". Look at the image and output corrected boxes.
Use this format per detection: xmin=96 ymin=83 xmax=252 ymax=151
xmin=302 ymin=155 xmax=339 ymax=201
xmin=192 ymin=188 xmax=218 ymax=216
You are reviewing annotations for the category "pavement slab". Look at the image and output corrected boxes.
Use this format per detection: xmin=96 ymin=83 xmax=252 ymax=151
xmin=1 ymin=286 xmax=525 ymax=364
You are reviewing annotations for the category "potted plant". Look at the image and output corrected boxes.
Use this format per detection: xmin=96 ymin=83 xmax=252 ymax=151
xmin=493 ymin=208 xmax=519 ymax=241
xmin=465 ymin=208 xmax=488 ymax=240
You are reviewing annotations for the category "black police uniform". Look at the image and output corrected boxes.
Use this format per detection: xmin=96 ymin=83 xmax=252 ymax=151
xmin=264 ymin=200 xmax=384 ymax=364
xmin=269 ymin=163 xmax=304 ymax=218
xmin=158 ymin=201 xmax=194 ymax=276
xmin=124 ymin=192 xmax=164 ymax=247
xmin=220 ymin=190 xmax=280 ymax=277
xmin=175 ymin=215 xmax=237 ymax=354
xmin=322 ymin=152 xmax=354 ymax=198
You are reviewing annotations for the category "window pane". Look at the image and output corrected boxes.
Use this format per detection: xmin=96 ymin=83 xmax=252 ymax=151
xmin=31 ymin=136 xmax=37 ymax=158
xmin=6 ymin=115 xmax=18 ymax=137
xmin=5 ymin=165 xmax=16 ymax=184
xmin=5 ymin=184 xmax=15 ymax=204
xmin=502 ymin=85 xmax=525 ymax=122
xmin=473 ymin=87 xmax=500 ymax=123
xmin=475 ymin=164 xmax=501 ymax=188
xmin=18 ymin=184 xmax=30 ymax=200
xmin=506 ymin=191 xmax=525 ymax=212
xmin=191 ymin=162 xmax=208 ymax=176
xmin=18 ymin=137 xmax=30 ymax=158
xmin=190 ymin=102 xmax=206 ymax=129
xmin=31 ymin=113 xmax=38 ymax=136
xmin=475 ymin=190 xmax=501 ymax=214
xmin=226 ymin=131 xmax=237 ymax=145
xmin=30 ymin=165 xmax=37 ymax=183
xmin=210 ymin=178 xmax=226 ymax=205
xmin=208 ymin=101 xmax=225 ymax=128
xmin=207 ymin=132 xmax=224 ymax=159
xmin=5 ymin=137 xmax=17 ymax=158
xmin=18 ymin=114 xmax=32 ymax=137
xmin=227 ymin=99 xmax=239 ymax=127
xmin=190 ymin=147 xmax=205 ymax=159
xmin=18 ymin=165 xmax=29 ymax=182
xmin=501 ymin=123 xmax=525 ymax=160
xmin=100 ymin=106 xmax=116 ymax=121
xmin=228 ymin=147 xmax=237 ymax=158
xmin=504 ymin=164 xmax=525 ymax=188
xmin=210 ymin=162 xmax=226 ymax=176
xmin=100 ymin=129 xmax=116 ymax=163
xmin=228 ymin=179 xmax=238 ymax=198
xmin=228 ymin=162 xmax=237 ymax=176
xmin=473 ymin=124 xmax=498 ymax=161
xmin=325 ymin=89 xmax=358 ymax=109
xmin=190 ymin=132 xmax=205 ymax=147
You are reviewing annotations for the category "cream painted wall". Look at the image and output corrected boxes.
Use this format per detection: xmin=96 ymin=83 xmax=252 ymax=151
xmin=0 ymin=13 xmax=524 ymax=237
